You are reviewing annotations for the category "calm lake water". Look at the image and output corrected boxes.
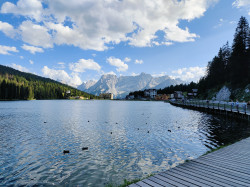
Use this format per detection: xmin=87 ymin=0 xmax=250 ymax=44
xmin=0 ymin=100 xmax=250 ymax=186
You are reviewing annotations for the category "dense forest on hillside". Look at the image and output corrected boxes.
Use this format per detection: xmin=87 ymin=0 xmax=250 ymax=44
xmin=0 ymin=65 xmax=97 ymax=100
xmin=158 ymin=16 xmax=250 ymax=100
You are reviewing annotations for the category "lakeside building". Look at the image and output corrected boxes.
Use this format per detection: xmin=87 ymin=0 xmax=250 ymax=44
xmin=99 ymin=93 xmax=113 ymax=100
xmin=187 ymin=89 xmax=198 ymax=99
xmin=65 ymin=90 xmax=71 ymax=98
xmin=74 ymin=96 xmax=87 ymax=100
xmin=192 ymin=89 xmax=198 ymax=96
xmin=144 ymin=89 xmax=157 ymax=99
xmin=174 ymin=91 xmax=184 ymax=99
xmin=155 ymin=94 xmax=170 ymax=101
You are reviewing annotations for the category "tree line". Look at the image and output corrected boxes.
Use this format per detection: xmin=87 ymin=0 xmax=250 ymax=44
xmin=0 ymin=65 xmax=97 ymax=100
xmin=158 ymin=16 xmax=250 ymax=98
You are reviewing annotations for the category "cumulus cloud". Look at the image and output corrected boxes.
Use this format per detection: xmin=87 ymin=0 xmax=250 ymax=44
xmin=131 ymin=72 xmax=139 ymax=76
xmin=124 ymin=57 xmax=131 ymax=62
xmin=102 ymin=71 xmax=116 ymax=75
xmin=134 ymin=59 xmax=143 ymax=64
xmin=29 ymin=60 xmax=34 ymax=64
xmin=69 ymin=59 xmax=101 ymax=72
xmin=0 ymin=45 xmax=19 ymax=55
xmin=19 ymin=21 xmax=53 ymax=48
xmin=1 ymin=0 xmax=44 ymax=21
xmin=171 ymin=66 xmax=206 ymax=82
xmin=11 ymin=63 xmax=29 ymax=72
xmin=233 ymin=0 xmax=250 ymax=15
xmin=152 ymin=72 xmax=167 ymax=77
xmin=42 ymin=66 xmax=82 ymax=87
xmin=107 ymin=57 xmax=128 ymax=72
xmin=21 ymin=44 xmax=44 ymax=54
xmin=56 ymin=62 xmax=65 ymax=69
xmin=0 ymin=21 xmax=16 ymax=38
xmin=0 ymin=0 xmax=218 ymax=50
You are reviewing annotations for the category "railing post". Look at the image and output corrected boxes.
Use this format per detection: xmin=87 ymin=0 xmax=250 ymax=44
xmin=224 ymin=103 xmax=225 ymax=110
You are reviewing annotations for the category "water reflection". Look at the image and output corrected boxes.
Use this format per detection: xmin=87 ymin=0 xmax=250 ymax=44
xmin=0 ymin=100 xmax=249 ymax=186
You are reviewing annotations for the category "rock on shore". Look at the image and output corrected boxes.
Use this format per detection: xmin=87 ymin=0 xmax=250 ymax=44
xmin=216 ymin=86 xmax=231 ymax=101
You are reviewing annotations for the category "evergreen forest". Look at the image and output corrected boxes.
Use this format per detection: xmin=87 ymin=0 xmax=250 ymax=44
xmin=0 ymin=65 xmax=97 ymax=100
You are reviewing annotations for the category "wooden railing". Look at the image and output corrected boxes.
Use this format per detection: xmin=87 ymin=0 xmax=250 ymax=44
xmin=171 ymin=100 xmax=250 ymax=115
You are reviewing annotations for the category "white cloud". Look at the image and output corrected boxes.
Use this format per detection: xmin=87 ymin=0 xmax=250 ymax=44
xmin=21 ymin=44 xmax=44 ymax=54
xmin=19 ymin=21 xmax=53 ymax=48
xmin=1 ymin=0 xmax=44 ymax=21
xmin=29 ymin=60 xmax=34 ymax=64
xmin=0 ymin=0 xmax=218 ymax=50
xmin=0 ymin=21 xmax=16 ymax=38
xmin=131 ymin=72 xmax=139 ymax=76
xmin=152 ymin=72 xmax=167 ymax=77
xmin=171 ymin=66 xmax=206 ymax=82
xmin=56 ymin=62 xmax=65 ymax=69
xmin=0 ymin=45 xmax=19 ymax=55
xmin=135 ymin=59 xmax=143 ymax=64
xmin=107 ymin=57 xmax=128 ymax=72
xmin=42 ymin=66 xmax=82 ymax=87
xmin=124 ymin=57 xmax=131 ymax=62
xmin=102 ymin=71 xmax=116 ymax=75
xmin=20 ymin=56 xmax=24 ymax=59
xmin=165 ymin=26 xmax=199 ymax=42
xmin=233 ymin=0 xmax=250 ymax=15
xmin=11 ymin=63 xmax=29 ymax=72
xmin=69 ymin=59 xmax=101 ymax=72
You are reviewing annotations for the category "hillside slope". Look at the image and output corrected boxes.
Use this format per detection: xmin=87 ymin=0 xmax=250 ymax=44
xmin=0 ymin=64 xmax=96 ymax=100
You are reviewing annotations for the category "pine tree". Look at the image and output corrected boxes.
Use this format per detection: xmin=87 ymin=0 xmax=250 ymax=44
xmin=229 ymin=16 xmax=249 ymax=86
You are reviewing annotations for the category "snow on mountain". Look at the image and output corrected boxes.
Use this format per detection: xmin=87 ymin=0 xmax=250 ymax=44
xmin=77 ymin=73 xmax=183 ymax=98
xmin=77 ymin=80 xmax=97 ymax=91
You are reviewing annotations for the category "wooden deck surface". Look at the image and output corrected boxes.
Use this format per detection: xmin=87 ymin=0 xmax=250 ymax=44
xmin=129 ymin=137 xmax=250 ymax=187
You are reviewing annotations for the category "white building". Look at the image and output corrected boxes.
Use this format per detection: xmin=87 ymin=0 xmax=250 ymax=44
xmin=144 ymin=89 xmax=157 ymax=98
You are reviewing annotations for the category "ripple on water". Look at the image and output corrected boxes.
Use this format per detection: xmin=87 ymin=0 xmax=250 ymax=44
xmin=0 ymin=100 xmax=250 ymax=186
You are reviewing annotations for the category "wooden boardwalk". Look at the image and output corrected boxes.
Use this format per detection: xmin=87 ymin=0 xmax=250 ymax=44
xmin=170 ymin=101 xmax=250 ymax=121
xmin=129 ymin=137 xmax=250 ymax=187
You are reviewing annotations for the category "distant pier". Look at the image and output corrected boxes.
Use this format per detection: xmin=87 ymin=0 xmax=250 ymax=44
xmin=170 ymin=100 xmax=250 ymax=121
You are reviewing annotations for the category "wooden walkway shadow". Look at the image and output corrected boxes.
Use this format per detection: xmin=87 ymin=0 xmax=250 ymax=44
xmin=129 ymin=137 xmax=250 ymax=187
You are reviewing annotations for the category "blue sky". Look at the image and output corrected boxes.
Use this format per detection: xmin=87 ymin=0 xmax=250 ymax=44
xmin=0 ymin=0 xmax=250 ymax=87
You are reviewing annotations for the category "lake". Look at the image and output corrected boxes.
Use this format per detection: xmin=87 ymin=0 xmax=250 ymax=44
xmin=0 ymin=100 xmax=250 ymax=186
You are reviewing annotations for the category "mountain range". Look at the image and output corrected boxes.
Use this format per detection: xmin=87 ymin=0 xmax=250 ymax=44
xmin=78 ymin=73 xmax=184 ymax=98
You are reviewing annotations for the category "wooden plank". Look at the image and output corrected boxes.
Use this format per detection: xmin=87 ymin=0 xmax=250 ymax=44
xmin=141 ymin=179 xmax=163 ymax=187
xmin=176 ymin=162 xmax=250 ymax=186
xmin=161 ymin=171 xmax=206 ymax=186
xmin=197 ymin=156 xmax=250 ymax=171
xmin=183 ymin=161 xmax=250 ymax=184
xmin=195 ymin=158 xmax=250 ymax=174
xmin=128 ymin=183 xmax=141 ymax=187
xmin=152 ymin=174 xmax=187 ymax=187
xmin=174 ymin=165 xmax=232 ymax=187
xmin=192 ymin=160 xmax=250 ymax=178
xmin=198 ymin=155 xmax=250 ymax=169
xmin=148 ymin=176 xmax=176 ymax=187
xmin=165 ymin=168 xmax=218 ymax=187
xmin=158 ymin=172 xmax=196 ymax=186
xmin=135 ymin=181 xmax=152 ymax=187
